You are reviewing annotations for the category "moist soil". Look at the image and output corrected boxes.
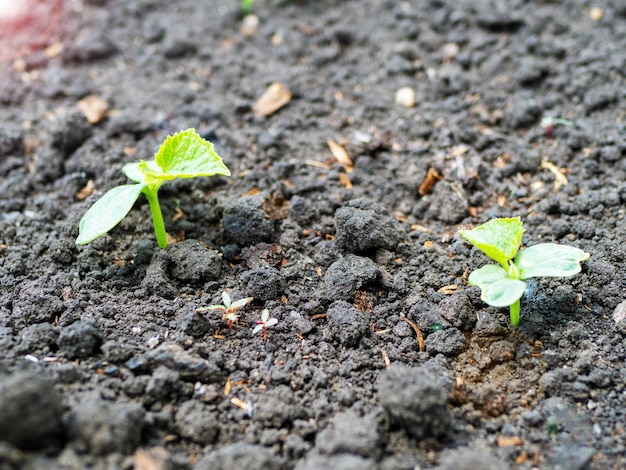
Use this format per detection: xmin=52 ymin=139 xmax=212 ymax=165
xmin=0 ymin=1 xmax=625 ymax=469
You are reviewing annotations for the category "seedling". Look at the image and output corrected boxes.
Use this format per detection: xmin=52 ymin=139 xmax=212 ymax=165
xmin=76 ymin=128 xmax=230 ymax=249
xmin=196 ymin=291 xmax=253 ymax=329
xmin=252 ymin=309 xmax=278 ymax=342
xmin=540 ymin=116 xmax=574 ymax=139
xmin=458 ymin=217 xmax=589 ymax=327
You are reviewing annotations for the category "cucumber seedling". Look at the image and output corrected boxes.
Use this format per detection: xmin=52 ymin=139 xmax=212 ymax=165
xmin=458 ymin=217 xmax=589 ymax=327
xmin=76 ymin=128 xmax=230 ymax=248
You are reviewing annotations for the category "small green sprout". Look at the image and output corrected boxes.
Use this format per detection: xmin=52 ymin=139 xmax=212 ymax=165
xmin=541 ymin=116 xmax=574 ymax=139
xmin=458 ymin=217 xmax=590 ymax=327
xmin=252 ymin=309 xmax=278 ymax=342
xmin=196 ymin=291 xmax=253 ymax=329
xmin=241 ymin=0 xmax=256 ymax=15
xmin=76 ymin=128 xmax=230 ymax=249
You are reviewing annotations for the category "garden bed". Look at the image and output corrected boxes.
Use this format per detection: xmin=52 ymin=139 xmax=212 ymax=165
xmin=0 ymin=0 xmax=625 ymax=468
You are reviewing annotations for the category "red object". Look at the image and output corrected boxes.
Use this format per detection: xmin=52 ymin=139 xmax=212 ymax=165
xmin=0 ymin=0 xmax=62 ymax=63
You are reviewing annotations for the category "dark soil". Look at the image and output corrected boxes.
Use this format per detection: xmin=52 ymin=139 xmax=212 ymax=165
xmin=1 ymin=0 xmax=625 ymax=469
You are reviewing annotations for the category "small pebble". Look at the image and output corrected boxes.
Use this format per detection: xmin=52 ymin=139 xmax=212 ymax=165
xmin=395 ymin=86 xmax=416 ymax=108
xmin=589 ymin=7 xmax=603 ymax=21
xmin=441 ymin=42 xmax=460 ymax=60
xmin=240 ymin=14 xmax=259 ymax=37
xmin=612 ymin=300 xmax=626 ymax=334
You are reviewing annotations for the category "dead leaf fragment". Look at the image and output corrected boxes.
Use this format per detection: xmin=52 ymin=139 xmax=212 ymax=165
xmin=230 ymin=397 xmax=249 ymax=411
xmin=305 ymin=159 xmax=333 ymax=169
xmin=243 ymin=188 xmax=261 ymax=197
xmin=75 ymin=180 xmax=95 ymax=200
xmin=418 ymin=167 xmax=442 ymax=195
xmin=44 ymin=39 xmax=63 ymax=58
xmin=327 ymin=139 xmax=353 ymax=172
xmin=354 ymin=290 xmax=372 ymax=313
xmin=438 ymin=284 xmax=458 ymax=295
xmin=400 ymin=317 xmax=425 ymax=352
xmin=539 ymin=156 xmax=568 ymax=191
xmin=133 ymin=447 xmax=170 ymax=470
xmin=252 ymin=82 xmax=292 ymax=117
xmin=262 ymin=193 xmax=289 ymax=220
xmin=381 ymin=349 xmax=391 ymax=368
xmin=77 ymin=95 xmax=108 ymax=124
xmin=171 ymin=207 xmax=186 ymax=222
xmin=497 ymin=436 xmax=522 ymax=447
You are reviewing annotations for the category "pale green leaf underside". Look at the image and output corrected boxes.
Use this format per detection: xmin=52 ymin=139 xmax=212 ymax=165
xmin=122 ymin=160 xmax=160 ymax=184
xmin=231 ymin=297 xmax=254 ymax=308
xmin=76 ymin=184 xmax=145 ymax=245
xmin=459 ymin=217 xmax=524 ymax=266
xmin=468 ymin=264 xmax=527 ymax=307
xmin=516 ymin=243 xmax=590 ymax=280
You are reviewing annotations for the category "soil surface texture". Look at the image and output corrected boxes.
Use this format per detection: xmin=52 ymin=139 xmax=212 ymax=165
xmin=1 ymin=0 xmax=625 ymax=469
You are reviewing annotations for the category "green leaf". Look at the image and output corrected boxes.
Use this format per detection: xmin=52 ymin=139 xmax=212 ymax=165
xmin=459 ymin=217 xmax=524 ymax=266
xmin=221 ymin=291 xmax=232 ymax=308
xmin=122 ymin=160 xmax=160 ymax=184
xmin=516 ymin=243 xmax=590 ymax=280
xmin=196 ymin=305 xmax=226 ymax=312
xmin=76 ymin=184 xmax=145 ymax=245
xmin=139 ymin=128 xmax=231 ymax=187
xmin=231 ymin=297 xmax=254 ymax=309
xmin=468 ymin=264 xmax=527 ymax=307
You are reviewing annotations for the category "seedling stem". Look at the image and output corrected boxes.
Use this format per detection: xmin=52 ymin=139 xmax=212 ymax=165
xmin=144 ymin=189 xmax=167 ymax=248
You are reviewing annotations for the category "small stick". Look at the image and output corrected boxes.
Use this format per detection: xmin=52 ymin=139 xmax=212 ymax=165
xmin=400 ymin=317 xmax=425 ymax=352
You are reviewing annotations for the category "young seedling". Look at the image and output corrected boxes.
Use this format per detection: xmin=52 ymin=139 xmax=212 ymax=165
xmin=458 ymin=217 xmax=589 ymax=327
xmin=252 ymin=309 xmax=278 ymax=343
xmin=76 ymin=128 xmax=230 ymax=249
xmin=540 ymin=116 xmax=574 ymax=139
xmin=196 ymin=291 xmax=253 ymax=329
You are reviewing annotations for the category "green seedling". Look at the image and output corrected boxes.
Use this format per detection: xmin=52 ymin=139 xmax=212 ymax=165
xmin=541 ymin=116 xmax=574 ymax=139
xmin=252 ymin=309 xmax=278 ymax=342
xmin=458 ymin=217 xmax=589 ymax=327
xmin=76 ymin=129 xmax=230 ymax=248
xmin=196 ymin=291 xmax=254 ymax=329
xmin=241 ymin=0 xmax=256 ymax=14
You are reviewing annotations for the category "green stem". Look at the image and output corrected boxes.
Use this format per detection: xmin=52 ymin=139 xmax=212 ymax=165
xmin=143 ymin=188 xmax=168 ymax=249
xmin=509 ymin=299 xmax=520 ymax=327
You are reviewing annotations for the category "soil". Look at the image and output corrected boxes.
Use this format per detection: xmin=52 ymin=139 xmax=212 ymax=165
xmin=0 ymin=0 xmax=625 ymax=469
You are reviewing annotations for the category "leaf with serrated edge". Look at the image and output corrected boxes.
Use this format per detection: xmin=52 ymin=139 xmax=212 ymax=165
xmin=516 ymin=243 xmax=590 ymax=280
xmin=144 ymin=129 xmax=231 ymax=184
xmin=468 ymin=264 xmax=527 ymax=307
xmin=459 ymin=217 xmax=524 ymax=266
xmin=76 ymin=184 xmax=145 ymax=245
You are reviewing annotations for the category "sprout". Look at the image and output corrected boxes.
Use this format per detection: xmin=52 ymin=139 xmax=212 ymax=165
xmin=459 ymin=217 xmax=589 ymax=327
